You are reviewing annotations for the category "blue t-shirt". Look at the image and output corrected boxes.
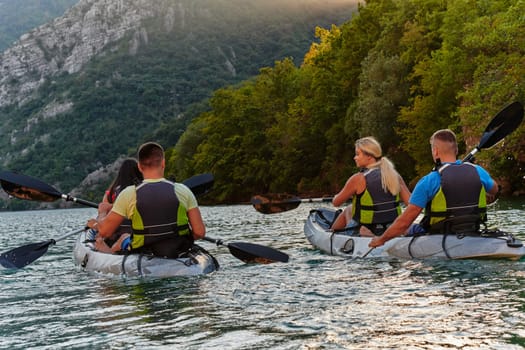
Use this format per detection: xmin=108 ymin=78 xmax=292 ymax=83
xmin=409 ymin=161 xmax=495 ymax=209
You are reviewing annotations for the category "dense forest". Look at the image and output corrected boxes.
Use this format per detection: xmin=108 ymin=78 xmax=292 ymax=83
xmin=0 ymin=0 xmax=77 ymax=52
xmin=167 ymin=0 xmax=525 ymax=203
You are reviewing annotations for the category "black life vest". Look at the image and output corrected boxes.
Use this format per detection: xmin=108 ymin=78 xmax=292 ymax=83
xmin=352 ymin=168 xmax=401 ymax=233
xmin=422 ymin=163 xmax=487 ymax=231
xmin=130 ymin=180 xmax=192 ymax=257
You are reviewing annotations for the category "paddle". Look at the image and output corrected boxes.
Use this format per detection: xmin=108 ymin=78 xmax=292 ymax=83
xmin=202 ymin=236 xmax=289 ymax=263
xmin=0 ymin=171 xmax=215 ymax=209
xmin=463 ymin=101 xmax=524 ymax=162
xmin=0 ymin=228 xmax=85 ymax=269
xmin=0 ymin=170 xmax=98 ymax=207
xmin=251 ymin=194 xmax=333 ymax=214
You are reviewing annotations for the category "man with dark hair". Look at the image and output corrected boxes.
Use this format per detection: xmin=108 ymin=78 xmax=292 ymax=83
xmin=86 ymin=142 xmax=206 ymax=257
xmin=369 ymin=129 xmax=499 ymax=248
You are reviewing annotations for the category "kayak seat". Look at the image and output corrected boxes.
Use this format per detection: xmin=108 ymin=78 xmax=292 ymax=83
xmin=310 ymin=209 xmax=359 ymax=236
xmin=429 ymin=214 xmax=482 ymax=235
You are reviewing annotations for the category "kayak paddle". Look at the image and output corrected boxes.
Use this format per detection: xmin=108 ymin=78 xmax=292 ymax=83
xmin=463 ymin=101 xmax=523 ymax=162
xmin=0 ymin=228 xmax=85 ymax=269
xmin=0 ymin=170 xmax=98 ymax=208
xmin=251 ymin=194 xmax=333 ymax=214
xmin=202 ymin=236 xmax=289 ymax=263
xmin=0 ymin=171 xmax=215 ymax=209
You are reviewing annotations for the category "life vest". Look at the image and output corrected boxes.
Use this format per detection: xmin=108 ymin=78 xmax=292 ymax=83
xmin=130 ymin=180 xmax=192 ymax=257
xmin=423 ymin=162 xmax=487 ymax=229
xmin=352 ymin=168 xmax=401 ymax=232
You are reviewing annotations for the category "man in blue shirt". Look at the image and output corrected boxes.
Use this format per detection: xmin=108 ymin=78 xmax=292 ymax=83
xmin=369 ymin=129 xmax=499 ymax=248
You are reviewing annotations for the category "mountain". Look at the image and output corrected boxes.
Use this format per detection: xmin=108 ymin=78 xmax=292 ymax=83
xmin=0 ymin=0 xmax=358 ymax=209
xmin=0 ymin=0 xmax=78 ymax=52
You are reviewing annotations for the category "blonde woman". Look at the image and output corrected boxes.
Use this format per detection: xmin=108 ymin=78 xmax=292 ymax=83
xmin=331 ymin=137 xmax=411 ymax=236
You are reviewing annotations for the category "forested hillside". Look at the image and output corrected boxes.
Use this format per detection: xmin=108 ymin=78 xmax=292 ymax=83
xmin=169 ymin=0 xmax=525 ymax=203
xmin=0 ymin=0 xmax=357 ymax=210
xmin=0 ymin=0 xmax=77 ymax=52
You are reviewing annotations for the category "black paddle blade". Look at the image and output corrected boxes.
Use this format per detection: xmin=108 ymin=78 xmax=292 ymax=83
xmin=478 ymin=101 xmax=524 ymax=150
xmin=0 ymin=240 xmax=54 ymax=269
xmin=0 ymin=171 xmax=61 ymax=202
xmin=251 ymin=194 xmax=301 ymax=214
xmin=227 ymin=242 xmax=289 ymax=264
xmin=182 ymin=173 xmax=214 ymax=196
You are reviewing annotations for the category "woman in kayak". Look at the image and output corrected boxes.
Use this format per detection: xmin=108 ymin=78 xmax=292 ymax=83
xmin=88 ymin=158 xmax=143 ymax=253
xmin=331 ymin=136 xmax=411 ymax=236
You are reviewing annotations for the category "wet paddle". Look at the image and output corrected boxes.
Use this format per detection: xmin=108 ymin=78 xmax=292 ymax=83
xmin=0 ymin=171 xmax=215 ymax=209
xmin=0 ymin=171 xmax=98 ymax=207
xmin=463 ymin=101 xmax=524 ymax=162
xmin=251 ymin=194 xmax=333 ymax=214
xmin=202 ymin=236 xmax=289 ymax=263
xmin=0 ymin=228 xmax=85 ymax=269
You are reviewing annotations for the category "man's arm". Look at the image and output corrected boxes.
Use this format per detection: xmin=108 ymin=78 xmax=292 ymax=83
xmin=369 ymin=204 xmax=423 ymax=247
xmin=87 ymin=211 xmax=125 ymax=239
xmin=187 ymin=207 xmax=205 ymax=239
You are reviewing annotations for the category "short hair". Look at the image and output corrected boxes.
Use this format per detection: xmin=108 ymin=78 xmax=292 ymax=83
xmin=430 ymin=129 xmax=458 ymax=155
xmin=138 ymin=142 xmax=164 ymax=168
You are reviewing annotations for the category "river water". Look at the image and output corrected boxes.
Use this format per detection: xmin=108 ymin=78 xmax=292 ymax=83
xmin=1 ymin=199 xmax=525 ymax=349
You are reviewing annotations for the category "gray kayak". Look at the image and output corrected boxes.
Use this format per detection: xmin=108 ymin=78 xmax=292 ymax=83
xmin=73 ymin=231 xmax=219 ymax=277
xmin=304 ymin=208 xmax=525 ymax=260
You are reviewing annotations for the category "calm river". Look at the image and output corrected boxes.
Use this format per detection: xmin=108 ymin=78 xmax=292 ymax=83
xmin=1 ymin=199 xmax=525 ymax=349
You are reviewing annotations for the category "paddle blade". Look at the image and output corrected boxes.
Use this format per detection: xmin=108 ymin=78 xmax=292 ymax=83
xmin=0 ymin=240 xmax=54 ymax=269
xmin=251 ymin=194 xmax=301 ymax=214
xmin=227 ymin=242 xmax=289 ymax=264
xmin=0 ymin=171 xmax=61 ymax=202
xmin=478 ymin=101 xmax=524 ymax=150
xmin=182 ymin=173 xmax=214 ymax=196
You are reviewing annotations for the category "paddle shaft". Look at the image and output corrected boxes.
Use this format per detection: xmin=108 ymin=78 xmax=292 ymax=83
xmin=54 ymin=228 xmax=87 ymax=243
xmin=62 ymin=194 xmax=97 ymax=208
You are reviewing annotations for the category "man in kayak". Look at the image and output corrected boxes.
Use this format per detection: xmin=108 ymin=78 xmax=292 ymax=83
xmin=86 ymin=142 xmax=206 ymax=258
xmin=331 ymin=136 xmax=411 ymax=236
xmin=369 ymin=129 xmax=499 ymax=248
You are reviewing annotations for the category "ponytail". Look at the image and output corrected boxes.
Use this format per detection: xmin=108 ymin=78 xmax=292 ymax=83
xmin=378 ymin=156 xmax=400 ymax=195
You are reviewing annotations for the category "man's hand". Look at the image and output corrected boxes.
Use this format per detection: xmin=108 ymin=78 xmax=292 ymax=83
xmin=369 ymin=235 xmax=386 ymax=248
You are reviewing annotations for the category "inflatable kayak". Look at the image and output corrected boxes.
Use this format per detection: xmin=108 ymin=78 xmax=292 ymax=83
xmin=73 ymin=230 xmax=219 ymax=277
xmin=304 ymin=208 xmax=525 ymax=260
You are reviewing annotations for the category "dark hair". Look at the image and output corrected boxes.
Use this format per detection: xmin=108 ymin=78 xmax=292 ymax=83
xmin=107 ymin=158 xmax=143 ymax=203
xmin=138 ymin=142 xmax=164 ymax=168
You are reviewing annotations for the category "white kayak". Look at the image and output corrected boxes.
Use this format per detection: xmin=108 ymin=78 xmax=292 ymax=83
xmin=304 ymin=208 xmax=525 ymax=260
xmin=73 ymin=231 xmax=219 ymax=277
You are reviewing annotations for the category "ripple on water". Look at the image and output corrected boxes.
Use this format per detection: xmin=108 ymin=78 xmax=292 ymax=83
xmin=0 ymin=202 xmax=525 ymax=349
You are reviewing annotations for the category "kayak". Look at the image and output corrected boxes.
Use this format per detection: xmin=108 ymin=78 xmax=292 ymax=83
xmin=73 ymin=230 xmax=219 ymax=277
xmin=304 ymin=208 xmax=525 ymax=260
